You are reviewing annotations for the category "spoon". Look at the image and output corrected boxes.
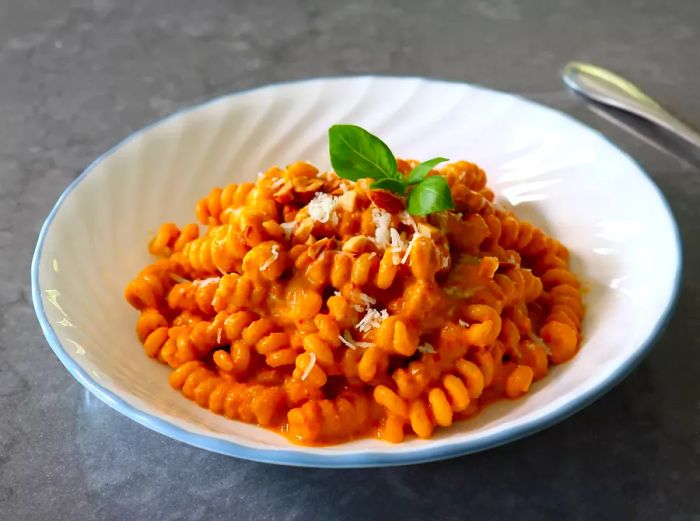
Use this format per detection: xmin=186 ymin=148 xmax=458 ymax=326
xmin=561 ymin=61 xmax=700 ymax=148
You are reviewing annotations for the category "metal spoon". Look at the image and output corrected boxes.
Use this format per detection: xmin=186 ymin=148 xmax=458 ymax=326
xmin=561 ymin=61 xmax=700 ymax=148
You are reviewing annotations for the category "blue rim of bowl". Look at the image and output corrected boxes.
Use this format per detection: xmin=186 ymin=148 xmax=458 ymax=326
xmin=31 ymin=76 xmax=683 ymax=468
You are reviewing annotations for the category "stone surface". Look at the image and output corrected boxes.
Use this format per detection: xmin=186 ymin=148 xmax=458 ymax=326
xmin=1 ymin=1 xmax=699 ymax=519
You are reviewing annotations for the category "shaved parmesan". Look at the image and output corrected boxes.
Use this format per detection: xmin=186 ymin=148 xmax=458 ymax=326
xmin=260 ymin=244 xmax=280 ymax=271
xmin=458 ymin=319 xmax=470 ymax=328
xmin=371 ymin=207 xmax=392 ymax=248
xmin=216 ymin=328 xmax=223 ymax=344
xmin=399 ymin=211 xmax=418 ymax=232
xmin=352 ymin=304 xmax=365 ymax=312
xmin=270 ymin=177 xmax=286 ymax=189
xmin=417 ymin=342 xmax=436 ymax=354
xmin=300 ymin=353 xmax=316 ymax=381
xmin=339 ymin=331 xmax=374 ymax=350
xmin=169 ymin=273 xmax=190 ymax=284
xmin=339 ymin=333 xmax=357 ymax=349
xmin=356 ymin=308 xmax=389 ymax=333
xmin=280 ymin=221 xmax=297 ymax=240
xmin=400 ymin=230 xmax=430 ymax=265
xmin=389 ymin=228 xmax=405 ymax=265
xmin=308 ymin=192 xmax=338 ymax=223
xmin=359 ymin=292 xmax=376 ymax=307
xmin=193 ymin=277 xmax=221 ymax=288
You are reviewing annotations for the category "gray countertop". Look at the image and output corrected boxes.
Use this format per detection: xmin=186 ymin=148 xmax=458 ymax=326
xmin=1 ymin=1 xmax=699 ymax=519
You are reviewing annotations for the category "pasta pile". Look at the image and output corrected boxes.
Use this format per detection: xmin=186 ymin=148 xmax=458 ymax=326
xmin=124 ymin=159 xmax=583 ymax=444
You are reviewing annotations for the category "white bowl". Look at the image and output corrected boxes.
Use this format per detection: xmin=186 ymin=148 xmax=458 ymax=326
xmin=31 ymin=77 xmax=681 ymax=467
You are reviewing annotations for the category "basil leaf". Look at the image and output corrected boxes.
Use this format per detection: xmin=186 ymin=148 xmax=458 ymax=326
xmin=406 ymin=157 xmax=449 ymax=185
xmin=328 ymin=124 xmax=399 ymax=181
xmin=407 ymin=176 xmax=454 ymax=216
xmin=370 ymin=178 xmax=406 ymax=195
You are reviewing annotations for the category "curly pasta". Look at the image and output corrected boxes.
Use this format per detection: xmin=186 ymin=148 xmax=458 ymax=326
xmin=125 ymin=156 xmax=584 ymax=445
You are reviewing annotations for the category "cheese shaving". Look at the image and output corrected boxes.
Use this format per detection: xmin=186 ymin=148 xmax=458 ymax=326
xmin=399 ymin=211 xmax=418 ymax=232
xmin=356 ymin=308 xmax=389 ymax=333
xmin=280 ymin=221 xmax=297 ymax=240
xmin=216 ymin=328 xmax=223 ymax=344
xmin=260 ymin=244 xmax=279 ymax=271
xmin=300 ymin=353 xmax=316 ymax=381
xmin=417 ymin=342 xmax=436 ymax=354
xmin=390 ymin=228 xmax=405 ymax=265
xmin=371 ymin=208 xmax=392 ymax=248
xmin=193 ymin=277 xmax=221 ymax=288
xmin=359 ymin=292 xmax=376 ymax=307
xmin=331 ymin=212 xmax=339 ymax=227
xmin=271 ymin=177 xmax=286 ymax=189
xmin=339 ymin=331 xmax=374 ymax=350
xmin=352 ymin=304 xmax=365 ymax=312
xmin=339 ymin=333 xmax=357 ymax=350
xmin=308 ymin=192 xmax=338 ymax=223
xmin=458 ymin=319 xmax=470 ymax=328
xmin=400 ymin=230 xmax=430 ymax=265
xmin=168 ymin=273 xmax=190 ymax=284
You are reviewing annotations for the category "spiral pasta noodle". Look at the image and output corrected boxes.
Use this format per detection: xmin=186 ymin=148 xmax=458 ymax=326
xmin=125 ymin=156 xmax=584 ymax=445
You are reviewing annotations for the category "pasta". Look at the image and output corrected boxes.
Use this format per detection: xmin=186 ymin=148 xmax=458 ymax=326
xmin=124 ymin=158 xmax=584 ymax=445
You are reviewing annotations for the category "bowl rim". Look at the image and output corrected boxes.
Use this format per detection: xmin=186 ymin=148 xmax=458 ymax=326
xmin=31 ymin=75 xmax=683 ymax=467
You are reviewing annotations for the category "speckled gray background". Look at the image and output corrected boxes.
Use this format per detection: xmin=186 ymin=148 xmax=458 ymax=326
xmin=1 ymin=1 xmax=699 ymax=520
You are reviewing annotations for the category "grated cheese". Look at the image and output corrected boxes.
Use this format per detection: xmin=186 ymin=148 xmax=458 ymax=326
xmin=280 ymin=221 xmax=297 ymax=240
xmin=371 ymin=207 xmax=392 ymax=248
xmin=193 ymin=276 xmax=221 ymax=288
xmin=399 ymin=211 xmax=418 ymax=232
xmin=260 ymin=244 xmax=280 ymax=271
xmin=441 ymin=254 xmax=450 ymax=269
xmin=458 ymin=319 xmax=470 ymax=328
xmin=216 ymin=328 xmax=223 ymax=344
xmin=331 ymin=212 xmax=339 ymax=227
xmin=417 ymin=342 xmax=436 ymax=354
xmin=352 ymin=304 xmax=365 ymax=312
xmin=339 ymin=331 xmax=374 ymax=350
xmin=359 ymin=292 xmax=376 ymax=307
xmin=356 ymin=308 xmax=389 ymax=333
xmin=300 ymin=353 xmax=316 ymax=381
xmin=339 ymin=333 xmax=357 ymax=350
xmin=271 ymin=177 xmax=286 ymax=189
xmin=389 ymin=228 xmax=405 ymax=265
xmin=307 ymin=192 xmax=338 ymax=223
xmin=400 ymin=230 xmax=430 ymax=265
xmin=169 ymin=273 xmax=190 ymax=284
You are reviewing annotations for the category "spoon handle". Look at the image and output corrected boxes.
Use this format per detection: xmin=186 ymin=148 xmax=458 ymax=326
xmin=562 ymin=61 xmax=700 ymax=148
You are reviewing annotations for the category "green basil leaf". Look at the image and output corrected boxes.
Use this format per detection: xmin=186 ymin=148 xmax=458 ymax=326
xmin=406 ymin=157 xmax=449 ymax=185
xmin=407 ymin=176 xmax=454 ymax=216
xmin=370 ymin=178 xmax=406 ymax=195
xmin=328 ymin=124 xmax=399 ymax=181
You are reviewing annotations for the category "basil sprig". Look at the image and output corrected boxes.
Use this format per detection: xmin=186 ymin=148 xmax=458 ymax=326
xmin=328 ymin=124 xmax=454 ymax=215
